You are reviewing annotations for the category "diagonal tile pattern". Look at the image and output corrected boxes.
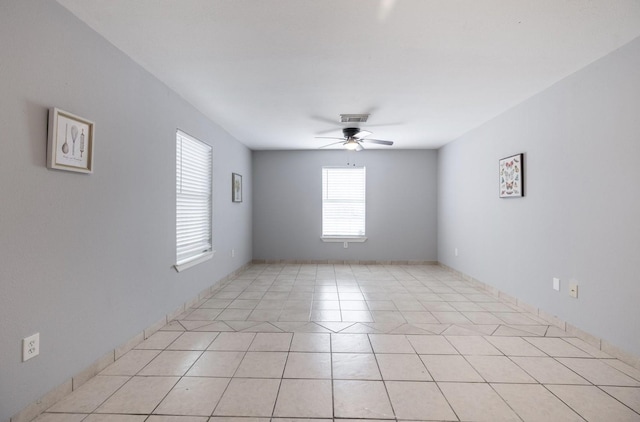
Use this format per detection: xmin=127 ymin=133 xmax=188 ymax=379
xmin=37 ymin=264 xmax=640 ymax=421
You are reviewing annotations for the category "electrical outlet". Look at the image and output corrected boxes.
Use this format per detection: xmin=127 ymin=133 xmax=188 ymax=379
xmin=231 ymin=249 xmax=235 ymax=258
xmin=343 ymin=242 xmax=348 ymax=249
xmin=553 ymin=278 xmax=560 ymax=291
xmin=23 ymin=333 xmax=40 ymax=362
xmin=454 ymin=248 xmax=458 ymax=257
xmin=569 ymin=283 xmax=578 ymax=298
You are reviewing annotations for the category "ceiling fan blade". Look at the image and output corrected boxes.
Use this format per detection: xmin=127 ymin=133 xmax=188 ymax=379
xmin=315 ymin=136 xmax=345 ymax=140
xmin=363 ymin=138 xmax=394 ymax=145
xmin=361 ymin=122 xmax=404 ymax=128
xmin=355 ymin=143 xmax=364 ymax=151
xmin=310 ymin=115 xmax=342 ymax=125
xmin=316 ymin=128 xmax=343 ymax=135
xmin=354 ymin=130 xmax=372 ymax=138
xmin=319 ymin=141 xmax=346 ymax=149
xmin=317 ymin=123 xmax=403 ymax=136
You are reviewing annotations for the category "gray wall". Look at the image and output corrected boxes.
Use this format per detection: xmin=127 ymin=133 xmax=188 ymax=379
xmin=253 ymin=150 xmax=438 ymax=262
xmin=438 ymin=36 xmax=640 ymax=356
xmin=0 ymin=2 xmax=252 ymax=420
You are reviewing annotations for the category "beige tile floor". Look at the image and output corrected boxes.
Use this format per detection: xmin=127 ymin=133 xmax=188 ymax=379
xmin=37 ymin=264 xmax=640 ymax=421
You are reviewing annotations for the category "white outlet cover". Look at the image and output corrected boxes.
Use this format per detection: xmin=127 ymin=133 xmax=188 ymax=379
xmin=23 ymin=333 xmax=40 ymax=362
xmin=454 ymin=248 xmax=458 ymax=257
xmin=553 ymin=278 xmax=560 ymax=291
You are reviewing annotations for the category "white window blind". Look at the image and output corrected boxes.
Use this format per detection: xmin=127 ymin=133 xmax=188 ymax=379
xmin=322 ymin=166 xmax=366 ymax=237
xmin=176 ymin=130 xmax=213 ymax=269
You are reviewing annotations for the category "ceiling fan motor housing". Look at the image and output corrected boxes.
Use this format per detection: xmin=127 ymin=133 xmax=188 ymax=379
xmin=343 ymin=127 xmax=361 ymax=138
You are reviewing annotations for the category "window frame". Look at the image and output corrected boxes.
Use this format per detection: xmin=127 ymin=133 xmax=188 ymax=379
xmin=174 ymin=130 xmax=214 ymax=272
xmin=321 ymin=166 xmax=367 ymax=243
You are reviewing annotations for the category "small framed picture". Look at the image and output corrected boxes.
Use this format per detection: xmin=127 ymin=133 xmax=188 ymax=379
xmin=499 ymin=153 xmax=524 ymax=198
xmin=47 ymin=108 xmax=94 ymax=173
xmin=232 ymin=173 xmax=242 ymax=202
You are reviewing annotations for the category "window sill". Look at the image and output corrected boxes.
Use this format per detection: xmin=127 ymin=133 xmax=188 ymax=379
xmin=321 ymin=236 xmax=367 ymax=243
xmin=174 ymin=250 xmax=215 ymax=272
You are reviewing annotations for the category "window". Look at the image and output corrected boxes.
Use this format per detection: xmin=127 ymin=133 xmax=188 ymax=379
xmin=175 ymin=130 xmax=213 ymax=271
xmin=322 ymin=166 xmax=366 ymax=240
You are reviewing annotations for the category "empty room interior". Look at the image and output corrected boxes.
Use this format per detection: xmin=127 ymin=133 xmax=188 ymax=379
xmin=2 ymin=1 xmax=640 ymax=421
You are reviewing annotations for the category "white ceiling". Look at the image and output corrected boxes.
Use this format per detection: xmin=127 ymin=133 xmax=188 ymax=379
xmin=57 ymin=0 xmax=640 ymax=150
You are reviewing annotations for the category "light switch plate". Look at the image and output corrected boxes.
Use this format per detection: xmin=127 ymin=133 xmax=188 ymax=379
xmin=553 ymin=278 xmax=560 ymax=291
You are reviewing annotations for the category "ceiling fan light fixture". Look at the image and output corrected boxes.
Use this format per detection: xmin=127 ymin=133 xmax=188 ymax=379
xmin=344 ymin=140 xmax=360 ymax=150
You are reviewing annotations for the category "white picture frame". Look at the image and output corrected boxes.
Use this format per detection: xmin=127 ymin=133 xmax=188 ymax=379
xmin=47 ymin=108 xmax=94 ymax=173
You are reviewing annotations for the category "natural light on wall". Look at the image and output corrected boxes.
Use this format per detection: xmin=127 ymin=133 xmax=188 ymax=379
xmin=175 ymin=130 xmax=214 ymax=271
xmin=322 ymin=166 xmax=366 ymax=241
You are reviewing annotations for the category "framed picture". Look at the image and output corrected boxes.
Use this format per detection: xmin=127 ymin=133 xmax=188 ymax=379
xmin=47 ymin=108 xmax=94 ymax=173
xmin=232 ymin=173 xmax=242 ymax=202
xmin=499 ymin=153 xmax=524 ymax=198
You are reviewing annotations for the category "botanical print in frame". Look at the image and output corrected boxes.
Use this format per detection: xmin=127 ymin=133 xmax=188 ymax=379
xmin=232 ymin=173 xmax=242 ymax=202
xmin=499 ymin=153 xmax=524 ymax=197
xmin=47 ymin=108 xmax=94 ymax=173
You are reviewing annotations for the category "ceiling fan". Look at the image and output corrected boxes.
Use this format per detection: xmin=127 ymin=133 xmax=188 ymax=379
xmin=316 ymin=127 xmax=394 ymax=151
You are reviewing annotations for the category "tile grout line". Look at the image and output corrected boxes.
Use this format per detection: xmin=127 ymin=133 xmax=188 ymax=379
xmin=25 ymin=263 xmax=640 ymax=422
xmin=595 ymin=384 xmax=640 ymax=416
